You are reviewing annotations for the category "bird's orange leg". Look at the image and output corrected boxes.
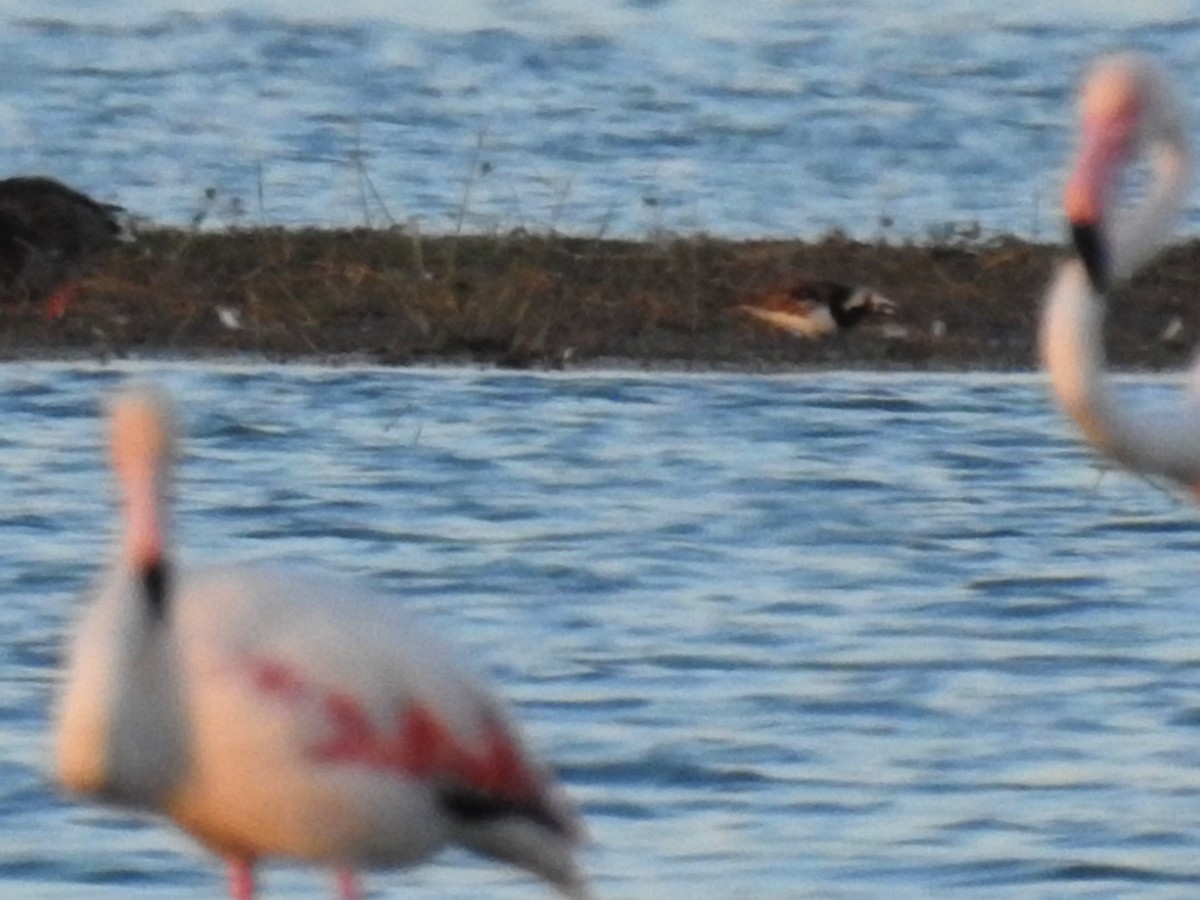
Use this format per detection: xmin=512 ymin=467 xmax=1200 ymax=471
xmin=44 ymin=283 xmax=78 ymax=320
xmin=228 ymin=858 xmax=256 ymax=899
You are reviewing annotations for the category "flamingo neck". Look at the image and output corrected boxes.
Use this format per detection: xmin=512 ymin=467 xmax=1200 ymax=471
xmin=1042 ymin=103 xmax=1193 ymax=472
xmin=1042 ymin=254 xmax=1200 ymax=491
xmin=120 ymin=462 xmax=166 ymax=574
xmin=1109 ymin=141 xmax=1190 ymax=280
xmin=1040 ymin=261 xmax=1118 ymax=452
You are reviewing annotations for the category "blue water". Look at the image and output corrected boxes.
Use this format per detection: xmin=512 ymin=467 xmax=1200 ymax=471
xmin=7 ymin=362 xmax=1200 ymax=897
xmin=1 ymin=0 xmax=1199 ymax=239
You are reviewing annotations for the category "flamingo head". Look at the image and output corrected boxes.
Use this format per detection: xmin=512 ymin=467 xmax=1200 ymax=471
xmin=1064 ymin=52 xmax=1186 ymax=293
xmin=108 ymin=387 xmax=175 ymax=608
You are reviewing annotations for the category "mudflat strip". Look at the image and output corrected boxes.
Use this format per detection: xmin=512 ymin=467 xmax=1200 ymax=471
xmin=0 ymin=228 xmax=1193 ymax=371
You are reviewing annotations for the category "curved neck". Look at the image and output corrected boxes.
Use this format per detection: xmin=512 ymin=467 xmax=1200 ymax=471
xmin=56 ymin=567 xmax=188 ymax=806
xmin=1043 ymin=130 xmax=1191 ymax=455
xmin=1109 ymin=140 xmax=1190 ymax=280
xmin=1042 ymin=56 xmax=1200 ymax=495
xmin=1041 ymin=262 xmax=1114 ymax=450
xmin=1041 ymin=258 xmax=1200 ymax=491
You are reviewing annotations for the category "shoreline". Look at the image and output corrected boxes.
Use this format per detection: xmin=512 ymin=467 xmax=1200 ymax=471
xmin=1 ymin=228 xmax=1195 ymax=372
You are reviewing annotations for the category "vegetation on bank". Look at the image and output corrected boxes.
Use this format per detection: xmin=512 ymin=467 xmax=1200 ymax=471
xmin=0 ymin=226 xmax=1195 ymax=371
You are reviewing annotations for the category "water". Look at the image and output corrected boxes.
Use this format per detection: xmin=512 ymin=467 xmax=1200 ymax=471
xmin=1 ymin=0 xmax=1199 ymax=239
xmin=7 ymin=361 xmax=1200 ymax=897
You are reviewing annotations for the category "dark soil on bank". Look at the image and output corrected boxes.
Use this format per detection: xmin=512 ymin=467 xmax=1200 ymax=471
xmin=1 ymin=227 xmax=1195 ymax=371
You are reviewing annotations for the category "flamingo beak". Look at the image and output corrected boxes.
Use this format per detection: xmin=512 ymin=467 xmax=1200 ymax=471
xmin=1063 ymin=99 xmax=1138 ymax=295
xmin=1070 ymin=221 xmax=1108 ymax=294
xmin=140 ymin=558 xmax=170 ymax=621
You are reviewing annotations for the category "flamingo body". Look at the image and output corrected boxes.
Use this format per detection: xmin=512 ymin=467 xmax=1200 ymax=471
xmin=56 ymin=391 xmax=588 ymax=898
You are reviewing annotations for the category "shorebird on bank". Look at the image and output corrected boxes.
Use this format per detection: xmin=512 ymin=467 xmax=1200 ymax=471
xmin=0 ymin=176 xmax=127 ymax=319
xmin=733 ymin=279 xmax=898 ymax=339
xmin=55 ymin=387 xmax=591 ymax=899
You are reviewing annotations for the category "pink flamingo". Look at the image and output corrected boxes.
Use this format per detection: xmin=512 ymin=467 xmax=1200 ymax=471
xmin=55 ymin=388 xmax=591 ymax=899
xmin=1041 ymin=52 xmax=1200 ymax=493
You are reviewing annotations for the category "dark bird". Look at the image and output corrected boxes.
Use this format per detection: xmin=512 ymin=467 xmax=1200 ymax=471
xmin=0 ymin=176 xmax=126 ymax=318
xmin=734 ymin=279 xmax=898 ymax=339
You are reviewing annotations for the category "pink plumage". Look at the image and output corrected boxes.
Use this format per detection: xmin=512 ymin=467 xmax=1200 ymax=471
xmin=1042 ymin=53 xmax=1200 ymax=495
xmin=55 ymin=387 xmax=590 ymax=899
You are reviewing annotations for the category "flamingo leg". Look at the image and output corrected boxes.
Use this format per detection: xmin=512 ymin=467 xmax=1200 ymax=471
xmin=228 ymin=857 xmax=256 ymax=900
xmin=336 ymin=868 xmax=363 ymax=899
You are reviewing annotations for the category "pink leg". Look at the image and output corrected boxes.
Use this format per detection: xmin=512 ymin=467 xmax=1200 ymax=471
xmin=228 ymin=858 xmax=256 ymax=900
xmin=336 ymin=868 xmax=363 ymax=900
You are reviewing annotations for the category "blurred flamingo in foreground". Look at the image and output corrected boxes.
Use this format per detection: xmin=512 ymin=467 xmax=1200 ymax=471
xmin=55 ymin=388 xmax=590 ymax=899
xmin=1041 ymin=52 xmax=1200 ymax=493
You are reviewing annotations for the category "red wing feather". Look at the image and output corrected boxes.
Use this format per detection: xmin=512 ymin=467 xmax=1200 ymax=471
xmin=248 ymin=656 xmax=542 ymax=806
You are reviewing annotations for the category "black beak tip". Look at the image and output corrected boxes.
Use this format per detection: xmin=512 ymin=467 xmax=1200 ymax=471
xmin=1070 ymin=221 xmax=1108 ymax=295
xmin=140 ymin=559 xmax=170 ymax=620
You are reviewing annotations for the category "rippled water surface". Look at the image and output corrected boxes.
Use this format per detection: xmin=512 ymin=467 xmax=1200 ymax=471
xmin=1 ymin=0 xmax=1199 ymax=238
xmin=6 ymin=362 xmax=1200 ymax=897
